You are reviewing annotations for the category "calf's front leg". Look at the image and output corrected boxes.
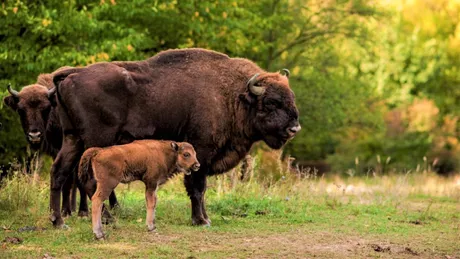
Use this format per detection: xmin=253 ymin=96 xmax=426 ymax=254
xmin=145 ymin=186 xmax=158 ymax=232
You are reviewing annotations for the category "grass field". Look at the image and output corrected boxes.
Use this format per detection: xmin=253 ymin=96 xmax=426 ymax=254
xmin=0 ymin=167 xmax=459 ymax=259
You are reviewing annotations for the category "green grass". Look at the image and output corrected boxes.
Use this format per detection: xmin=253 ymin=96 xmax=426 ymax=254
xmin=0 ymin=170 xmax=459 ymax=258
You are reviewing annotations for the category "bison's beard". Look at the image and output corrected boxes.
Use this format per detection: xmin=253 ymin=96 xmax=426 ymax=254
xmin=263 ymin=134 xmax=289 ymax=150
xmin=28 ymin=141 xmax=42 ymax=151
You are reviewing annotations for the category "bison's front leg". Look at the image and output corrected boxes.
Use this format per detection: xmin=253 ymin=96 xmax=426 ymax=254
xmin=61 ymin=174 xmax=74 ymax=217
xmin=184 ymin=171 xmax=210 ymax=226
xmin=108 ymin=191 xmax=119 ymax=209
xmin=70 ymin=169 xmax=78 ymax=212
xmin=49 ymin=135 xmax=83 ymax=227
xmin=145 ymin=185 xmax=158 ymax=232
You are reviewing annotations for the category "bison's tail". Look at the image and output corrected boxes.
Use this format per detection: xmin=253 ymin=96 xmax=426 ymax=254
xmin=78 ymin=148 xmax=101 ymax=185
xmin=52 ymin=67 xmax=84 ymax=89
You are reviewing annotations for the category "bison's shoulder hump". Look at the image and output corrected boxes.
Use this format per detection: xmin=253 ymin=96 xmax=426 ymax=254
xmin=36 ymin=73 xmax=53 ymax=89
xmin=149 ymin=48 xmax=229 ymax=66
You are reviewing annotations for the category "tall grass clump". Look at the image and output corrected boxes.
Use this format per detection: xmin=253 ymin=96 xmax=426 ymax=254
xmin=0 ymin=168 xmax=49 ymax=227
xmin=0 ymin=147 xmax=458 ymax=229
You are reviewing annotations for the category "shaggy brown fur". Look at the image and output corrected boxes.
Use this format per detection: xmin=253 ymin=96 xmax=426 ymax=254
xmin=2 ymin=67 xmax=96 ymax=217
xmin=78 ymin=140 xmax=200 ymax=240
xmin=50 ymin=48 xmax=300 ymax=227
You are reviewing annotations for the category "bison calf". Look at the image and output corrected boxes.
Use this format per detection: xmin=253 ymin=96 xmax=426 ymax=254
xmin=78 ymin=140 xmax=200 ymax=240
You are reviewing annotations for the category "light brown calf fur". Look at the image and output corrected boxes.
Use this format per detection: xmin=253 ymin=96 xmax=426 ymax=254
xmin=78 ymin=140 xmax=200 ymax=240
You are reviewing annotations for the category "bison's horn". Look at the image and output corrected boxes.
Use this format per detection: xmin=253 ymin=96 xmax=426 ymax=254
xmin=282 ymin=68 xmax=290 ymax=78
xmin=247 ymin=73 xmax=265 ymax=96
xmin=7 ymin=83 xmax=19 ymax=98
xmin=47 ymin=87 xmax=57 ymax=98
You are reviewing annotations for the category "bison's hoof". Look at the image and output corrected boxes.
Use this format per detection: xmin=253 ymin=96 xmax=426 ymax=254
xmin=60 ymin=224 xmax=70 ymax=230
xmin=102 ymin=215 xmax=115 ymax=225
xmin=50 ymin=215 xmax=65 ymax=228
xmin=78 ymin=211 xmax=89 ymax=218
xmin=62 ymin=209 xmax=72 ymax=218
xmin=110 ymin=203 xmax=120 ymax=210
xmin=192 ymin=217 xmax=211 ymax=227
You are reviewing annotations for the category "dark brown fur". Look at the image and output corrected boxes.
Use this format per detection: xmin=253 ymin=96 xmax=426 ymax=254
xmin=50 ymin=48 xmax=300 ymax=227
xmin=2 ymin=68 xmax=88 ymax=217
xmin=78 ymin=140 xmax=200 ymax=239
xmin=3 ymin=68 xmax=118 ymax=218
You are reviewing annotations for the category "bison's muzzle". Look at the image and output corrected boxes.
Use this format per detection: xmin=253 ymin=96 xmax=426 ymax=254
xmin=287 ymin=124 xmax=301 ymax=139
xmin=28 ymin=131 xmax=42 ymax=144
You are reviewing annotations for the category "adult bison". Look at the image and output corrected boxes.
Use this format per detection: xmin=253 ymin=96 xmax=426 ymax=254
xmin=3 ymin=70 xmax=118 ymax=217
xmin=50 ymin=48 xmax=301 ymax=227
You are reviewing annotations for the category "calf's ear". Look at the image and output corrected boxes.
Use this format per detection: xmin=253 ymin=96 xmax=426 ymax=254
xmin=171 ymin=142 xmax=179 ymax=151
xmin=3 ymin=96 xmax=18 ymax=110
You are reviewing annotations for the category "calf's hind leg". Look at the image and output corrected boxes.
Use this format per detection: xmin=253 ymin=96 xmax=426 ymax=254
xmin=145 ymin=185 xmax=158 ymax=232
xmin=91 ymin=184 xmax=114 ymax=240
xmin=84 ymin=178 xmax=115 ymax=224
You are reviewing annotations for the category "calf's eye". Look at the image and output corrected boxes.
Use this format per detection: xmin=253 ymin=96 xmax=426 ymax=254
xmin=184 ymin=153 xmax=190 ymax=158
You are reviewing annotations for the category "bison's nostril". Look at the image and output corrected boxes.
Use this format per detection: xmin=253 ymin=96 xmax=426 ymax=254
xmin=288 ymin=125 xmax=301 ymax=134
xmin=28 ymin=131 xmax=42 ymax=139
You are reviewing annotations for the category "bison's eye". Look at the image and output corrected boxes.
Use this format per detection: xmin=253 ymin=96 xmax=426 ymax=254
xmin=184 ymin=152 xmax=190 ymax=158
xmin=42 ymin=106 xmax=51 ymax=116
xmin=265 ymin=99 xmax=281 ymax=110
xmin=17 ymin=108 xmax=26 ymax=116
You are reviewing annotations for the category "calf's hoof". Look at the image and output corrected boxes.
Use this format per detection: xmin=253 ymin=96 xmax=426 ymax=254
xmin=94 ymin=233 xmax=105 ymax=241
xmin=192 ymin=217 xmax=211 ymax=227
xmin=147 ymin=225 xmax=156 ymax=232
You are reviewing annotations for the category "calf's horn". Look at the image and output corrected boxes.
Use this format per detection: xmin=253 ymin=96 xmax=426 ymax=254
xmin=7 ymin=84 xmax=19 ymax=98
xmin=282 ymin=68 xmax=290 ymax=78
xmin=247 ymin=73 xmax=265 ymax=96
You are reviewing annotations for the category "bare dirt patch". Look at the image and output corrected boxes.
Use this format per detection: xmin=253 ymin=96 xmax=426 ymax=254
xmin=170 ymin=228 xmax=431 ymax=258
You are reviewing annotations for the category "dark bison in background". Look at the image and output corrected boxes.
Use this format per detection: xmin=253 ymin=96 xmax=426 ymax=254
xmin=50 ymin=48 xmax=301 ymax=227
xmin=2 ymin=70 xmax=118 ymax=217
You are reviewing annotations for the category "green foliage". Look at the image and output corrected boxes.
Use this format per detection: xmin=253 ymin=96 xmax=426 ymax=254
xmin=0 ymin=0 xmax=379 ymax=167
xmin=0 ymin=0 xmax=457 ymax=173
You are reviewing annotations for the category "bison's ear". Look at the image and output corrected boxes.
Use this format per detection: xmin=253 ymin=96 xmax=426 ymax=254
xmin=3 ymin=96 xmax=18 ymax=110
xmin=48 ymin=94 xmax=57 ymax=107
xmin=239 ymin=93 xmax=256 ymax=105
xmin=171 ymin=142 xmax=179 ymax=151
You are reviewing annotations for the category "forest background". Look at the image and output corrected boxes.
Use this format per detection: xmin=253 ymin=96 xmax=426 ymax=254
xmin=0 ymin=0 xmax=458 ymax=175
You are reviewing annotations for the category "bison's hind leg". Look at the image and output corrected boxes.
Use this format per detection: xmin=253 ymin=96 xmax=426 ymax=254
xmin=76 ymin=178 xmax=89 ymax=218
